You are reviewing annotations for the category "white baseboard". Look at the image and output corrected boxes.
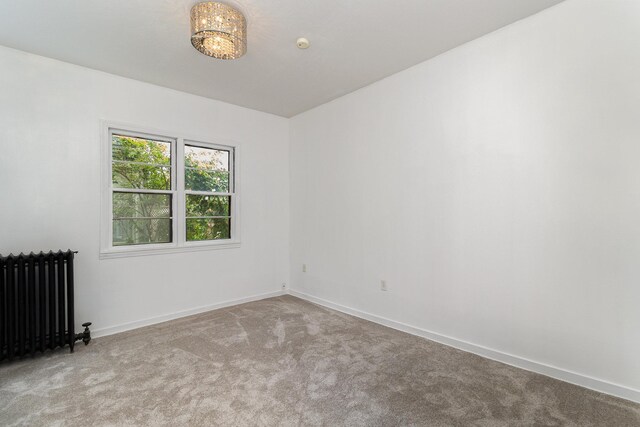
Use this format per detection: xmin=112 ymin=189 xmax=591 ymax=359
xmin=92 ymin=290 xmax=286 ymax=338
xmin=289 ymin=289 xmax=640 ymax=404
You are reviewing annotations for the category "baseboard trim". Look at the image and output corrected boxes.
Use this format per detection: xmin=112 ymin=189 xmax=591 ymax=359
xmin=289 ymin=289 xmax=640 ymax=404
xmin=93 ymin=290 xmax=286 ymax=338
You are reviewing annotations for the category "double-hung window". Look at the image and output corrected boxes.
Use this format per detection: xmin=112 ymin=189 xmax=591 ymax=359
xmin=101 ymin=125 xmax=239 ymax=258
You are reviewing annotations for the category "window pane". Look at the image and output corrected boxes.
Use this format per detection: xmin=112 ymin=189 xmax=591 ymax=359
xmin=112 ymin=135 xmax=172 ymax=190
xmin=113 ymin=192 xmax=172 ymax=246
xmin=113 ymin=192 xmax=171 ymax=218
xmin=112 ymin=163 xmax=171 ymax=190
xmin=113 ymin=135 xmax=171 ymax=165
xmin=185 ymin=169 xmax=229 ymax=192
xmin=185 ymin=145 xmax=229 ymax=171
xmin=186 ymin=195 xmax=230 ymax=217
xmin=186 ymin=218 xmax=230 ymax=241
xmin=113 ymin=219 xmax=172 ymax=246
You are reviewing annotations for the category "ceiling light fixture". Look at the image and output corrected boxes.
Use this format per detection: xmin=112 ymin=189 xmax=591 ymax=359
xmin=190 ymin=2 xmax=246 ymax=60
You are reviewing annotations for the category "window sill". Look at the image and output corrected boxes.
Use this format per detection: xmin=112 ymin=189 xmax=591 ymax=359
xmin=99 ymin=241 xmax=241 ymax=259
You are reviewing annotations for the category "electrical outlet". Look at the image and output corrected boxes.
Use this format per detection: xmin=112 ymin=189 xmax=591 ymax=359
xmin=380 ymin=280 xmax=388 ymax=291
xmin=302 ymin=264 xmax=307 ymax=273
xmin=282 ymin=283 xmax=287 ymax=290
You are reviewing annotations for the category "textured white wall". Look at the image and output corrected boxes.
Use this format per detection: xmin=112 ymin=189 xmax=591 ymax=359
xmin=290 ymin=0 xmax=640 ymax=395
xmin=0 ymin=46 xmax=290 ymax=334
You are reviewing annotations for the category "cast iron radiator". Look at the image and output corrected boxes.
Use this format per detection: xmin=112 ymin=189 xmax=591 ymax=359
xmin=0 ymin=250 xmax=91 ymax=362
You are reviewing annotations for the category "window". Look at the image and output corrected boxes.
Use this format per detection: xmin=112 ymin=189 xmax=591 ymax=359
xmin=101 ymin=125 xmax=239 ymax=258
xmin=111 ymin=134 xmax=173 ymax=246
xmin=184 ymin=144 xmax=232 ymax=241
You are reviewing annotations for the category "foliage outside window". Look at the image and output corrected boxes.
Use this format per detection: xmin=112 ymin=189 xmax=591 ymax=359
xmin=107 ymin=128 xmax=237 ymax=254
xmin=184 ymin=145 xmax=232 ymax=241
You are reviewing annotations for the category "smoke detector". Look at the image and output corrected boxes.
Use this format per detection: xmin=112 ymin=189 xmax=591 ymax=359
xmin=296 ymin=37 xmax=310 ymax=49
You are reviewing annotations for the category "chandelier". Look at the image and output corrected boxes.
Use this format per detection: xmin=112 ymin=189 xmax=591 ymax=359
xmin=190 ymin=2 xmax=246 ymax=60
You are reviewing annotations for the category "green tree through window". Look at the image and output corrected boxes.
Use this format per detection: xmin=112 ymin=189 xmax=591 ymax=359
xmin=111 ymin=135 xmax=232 ymax=246
xmin=184 ymin=144 xmax=232 ymax=241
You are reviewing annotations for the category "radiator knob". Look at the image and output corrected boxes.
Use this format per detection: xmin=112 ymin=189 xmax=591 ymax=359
xmin=81 ymin=322 xmax=92 ymax=346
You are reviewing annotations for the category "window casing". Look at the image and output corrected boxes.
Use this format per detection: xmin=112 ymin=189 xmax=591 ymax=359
xmin=101 ymin=124 xmax=239 ymax=258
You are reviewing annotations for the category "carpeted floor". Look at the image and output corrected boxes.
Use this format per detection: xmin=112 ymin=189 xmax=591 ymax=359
xmin=1 ymin=295 xmax=638 ymax=426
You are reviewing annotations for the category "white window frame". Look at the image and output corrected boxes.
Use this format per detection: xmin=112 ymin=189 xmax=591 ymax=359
xmin=100 ymin=121 xmax=240 ymax=259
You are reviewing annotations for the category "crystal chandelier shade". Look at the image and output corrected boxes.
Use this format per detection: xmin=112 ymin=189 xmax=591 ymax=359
xmin=190 ymin=2 xmax=246 ymax=60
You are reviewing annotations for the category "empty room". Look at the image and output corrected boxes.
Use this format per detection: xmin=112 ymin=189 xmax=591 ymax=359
xmin=1 ymin=0 xmax=639 ymax=425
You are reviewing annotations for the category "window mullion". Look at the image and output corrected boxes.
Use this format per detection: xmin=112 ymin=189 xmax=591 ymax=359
xmin=184 ymin=190 xmax=233 ymax=196
xmin=112 ymin=159 xmax=171 ymax=168
xmin=112 ymin=188 xmax=173 ymax=194
xmin=176 ymin=138 xmax=185 ymax=245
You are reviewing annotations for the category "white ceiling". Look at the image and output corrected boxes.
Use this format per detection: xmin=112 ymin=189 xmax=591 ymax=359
xmin=0 ymin=0 xmax=563 ymax=117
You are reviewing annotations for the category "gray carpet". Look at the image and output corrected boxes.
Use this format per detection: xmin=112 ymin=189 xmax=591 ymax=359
xmin=1 ymin=295 xmax=638 ymax=426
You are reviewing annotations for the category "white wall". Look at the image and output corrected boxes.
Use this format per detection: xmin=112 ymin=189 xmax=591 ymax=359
xmin=290 ymin=0 xmax=640 ymax=398
xmin=0 ymin=46 xmax=290 ymax=335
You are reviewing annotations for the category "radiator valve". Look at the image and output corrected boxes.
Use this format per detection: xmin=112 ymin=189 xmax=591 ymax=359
xmin=75 ymin=322 xmax=92 ymax=346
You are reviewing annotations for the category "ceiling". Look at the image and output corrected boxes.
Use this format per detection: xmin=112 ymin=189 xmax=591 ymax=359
xmin=0 ymin=0 xmax=563 ymax=117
